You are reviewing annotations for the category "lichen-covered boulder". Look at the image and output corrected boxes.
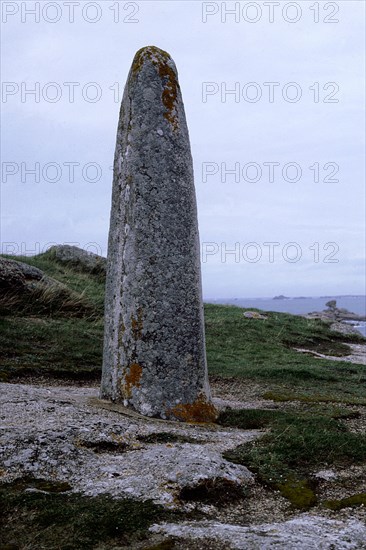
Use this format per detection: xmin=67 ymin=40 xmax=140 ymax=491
xmin=0 ymin=257 xmax=26 ymax=290
xmin=0 ymin=257 xmax=44 ymax=290
xmin=46 ymin=245 xmax=106 ymax=275
xmin=101 ymin=46 xmax=216 ymax=422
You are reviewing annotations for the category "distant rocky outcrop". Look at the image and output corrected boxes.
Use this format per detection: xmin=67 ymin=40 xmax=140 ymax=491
xmin=46 ymin=245 xmax=106 ymax=276
xmin=273 ymin=295 xmax=289 ymax=300
xmin=305 ymin=300 xmax=366 ymax=323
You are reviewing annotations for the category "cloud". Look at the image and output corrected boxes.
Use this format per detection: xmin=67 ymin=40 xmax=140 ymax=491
xmin=1 ymin=0 xmax=365 ymax=296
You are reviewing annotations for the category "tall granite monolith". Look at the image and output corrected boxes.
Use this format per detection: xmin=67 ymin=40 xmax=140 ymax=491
xmin=101 ymin=46 xmax=216 ymax=422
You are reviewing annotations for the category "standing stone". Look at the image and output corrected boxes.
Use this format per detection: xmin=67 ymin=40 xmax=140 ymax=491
xmin=101 ymin=46 xmax=216 ymax=422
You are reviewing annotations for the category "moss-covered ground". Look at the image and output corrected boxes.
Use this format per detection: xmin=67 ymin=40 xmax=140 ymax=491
xmin=0 ymin=478 xmax=181 ymax=549
xmin=219 ymin=407 xmax=366 ymax=508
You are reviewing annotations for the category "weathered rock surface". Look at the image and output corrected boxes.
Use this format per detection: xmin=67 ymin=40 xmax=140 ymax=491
xmin=0 ymin=256 xmax=44 ymax=290
xmin=46 ymin=245 xmax=106 ymax=275
xmin=102 ymin=46 xmax=214 ymax=421
xmin=306 ymin=308 xmax=366 ymax=323
xmin=1 ymin=382 xmax=365 ymax=549
xmin=330 ymin=321 xmax=366 ymax=337
xmin=0 ymin=383 xmax=254 ymax=505
xmin=151 ymin=516 xmax=366 ymax=549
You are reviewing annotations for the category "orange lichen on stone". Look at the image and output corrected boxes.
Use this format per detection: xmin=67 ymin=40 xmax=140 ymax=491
xmin=168 ymin=394 xmax=218 ymax=423
xmin=158 ymin=61 xmax=179 ymax=131
xmin=131 ymin=46 xmax=170 ymax=76
xmin=131 ymin=46 xmax=179 ymax=131
xmin=123 ymin=363 xmax=143 ymax=398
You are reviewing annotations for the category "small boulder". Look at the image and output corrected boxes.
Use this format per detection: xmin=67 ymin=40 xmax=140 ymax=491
xmin=46 ymin=245 xmax=106 ymax=275
xmin=243 ymin=311 xmax=267 ymax=320
xmin=0 ymin=257 xmax=26 ymax=290
xmin=0 ymin=257 xmax=44 ymax=290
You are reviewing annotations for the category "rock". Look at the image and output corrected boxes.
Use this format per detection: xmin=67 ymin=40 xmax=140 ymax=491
xmin=151 ymin=516 xmax=366 ymax=549
xmin=305 ymin=308 xmax=366 ymax=323
xmin=314 ymin=469 xmax=338 ymax=481
xmin=243 ymin=311 xmax=267 ymax=320
xmin=46 ymin=245 xmax=106 ymax=275
xmin=0 ymin=257 xmax=26 ymax=290
xmin=0 ymin=257 xmax=44 ymax=290
xmin=13 ymin=261 xmax=44 ymax=281
xmin=0 ymin=383 xmax=255 ymax=505
xmin=101 ymin=46 xmax=215 ymax=421
xmin=330 ymin=321 xmax=365 ymax=337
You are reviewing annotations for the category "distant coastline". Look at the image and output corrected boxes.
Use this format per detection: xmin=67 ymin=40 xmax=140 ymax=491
xmin=207 ymin=296 xmax=366 ymax=337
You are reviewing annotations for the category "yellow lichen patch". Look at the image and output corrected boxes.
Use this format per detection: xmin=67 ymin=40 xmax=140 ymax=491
xmin=130 ymin=46 xmax=180 ymax=131
xmin=168 ymin=394 xmax=218 ymax=423
xmin=158 ymin=61 xmax=179 ymax=131
xmin=123 ymin=362 xmax=143 ymax=398
xmin=131 ymin=45 xmax=171 ymax=75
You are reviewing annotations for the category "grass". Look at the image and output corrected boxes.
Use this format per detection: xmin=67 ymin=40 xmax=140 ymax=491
xmin=0 ymin=478 xmax=179 ymax=550
xmin=324 ymin=493 xmax=366 ymax=511
xmin=262 ymin=390 xmax=366 ymax=406
xmin=220 ymin=408 xmax=366 ymax=508
xmin=205 ymin=303 xmax=366 ymax=404
xmin=0 ymin=316 xmax=103 ymax=381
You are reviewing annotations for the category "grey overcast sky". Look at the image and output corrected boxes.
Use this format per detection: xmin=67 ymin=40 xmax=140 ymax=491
xmin=1 ymin=0 xmax=365 ymax=298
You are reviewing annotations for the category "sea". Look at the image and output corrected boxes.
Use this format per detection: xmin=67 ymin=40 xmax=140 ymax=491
xmin=208 ymin=296 xmax=366 ymax=337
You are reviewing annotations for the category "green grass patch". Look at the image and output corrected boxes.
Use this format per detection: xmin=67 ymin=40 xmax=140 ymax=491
xmin=222 ymin=408 xmax=366 ymax=509
xmin=0 ymin=316 xmax=103 ymax=381
xmin=324 ymin=493 xmax=366 ymax=511
xmin=217 ymin=408 xmax=288 ymax=429
xmin=217 ymin=405 xmax=360 ymax=430
xmin=205 ymin=303 xmax=363 ymax=367
xmin=263 ymin=390 xmax=366 ymax=406
xmin=0 ymin=477 xmax=179 ymax=550
xmin=205 ymin=303 xmax=365 ymax=403
xmin=276 ymin=478 xmax=318 ymax=509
